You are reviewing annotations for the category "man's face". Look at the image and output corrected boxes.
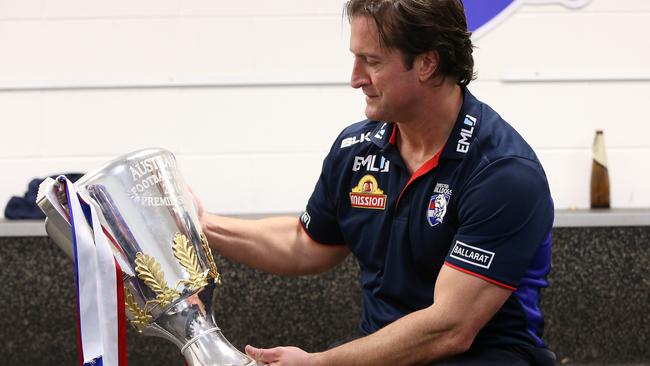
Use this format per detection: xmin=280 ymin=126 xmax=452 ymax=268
xmin=349 ymin=16 xmax=420 ymax=122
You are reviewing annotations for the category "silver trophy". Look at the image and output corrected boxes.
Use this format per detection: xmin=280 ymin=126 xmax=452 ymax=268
xmin=37 ymin=148 xmax=258 ymax=366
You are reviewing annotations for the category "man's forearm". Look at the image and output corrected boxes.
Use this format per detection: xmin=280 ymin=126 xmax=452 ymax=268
xmin=201 ymin=214 xmax=349 ymax=275
xmin=201 ymin=214 xmax=305 ymax=274
xmin=311 ymin=304 xmax=471 ymax=366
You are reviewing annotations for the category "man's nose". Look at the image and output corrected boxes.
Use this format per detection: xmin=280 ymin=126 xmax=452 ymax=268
xmin=350 ymin=59 xmax=369 ymax=89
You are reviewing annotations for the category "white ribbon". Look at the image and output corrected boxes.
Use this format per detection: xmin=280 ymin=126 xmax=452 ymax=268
xmin=65 ymin=178 xmax=103 ymax=363
xmin=63 ymin=177 xmax=121 ymax=366
xmin=89 ymin=198 xmax=119 ymax=366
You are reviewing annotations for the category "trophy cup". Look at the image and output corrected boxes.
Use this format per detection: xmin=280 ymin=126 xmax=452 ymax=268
xmin=37 ymin=148 xmax=259 ymax=366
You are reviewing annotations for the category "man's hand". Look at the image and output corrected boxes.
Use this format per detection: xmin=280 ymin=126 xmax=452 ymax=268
xmin=245 ymin=345 xmax=316 ymax=366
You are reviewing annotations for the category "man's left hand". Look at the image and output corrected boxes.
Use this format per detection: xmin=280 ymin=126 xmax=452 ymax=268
xmin=245 ymin=344 xmax=316 ymax=366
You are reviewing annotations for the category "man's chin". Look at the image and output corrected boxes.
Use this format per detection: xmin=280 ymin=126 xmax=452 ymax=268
xmin=364 ymin=107 xmax=382 ymax=121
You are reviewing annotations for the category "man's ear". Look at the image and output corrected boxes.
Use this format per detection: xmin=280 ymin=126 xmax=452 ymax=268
xmin=416 ymin=50 xmax=439 ymax=81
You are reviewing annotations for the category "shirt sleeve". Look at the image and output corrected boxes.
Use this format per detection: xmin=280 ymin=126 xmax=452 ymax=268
xmin=299 ymin=142 xmax=346 ymax=246
xmin=444 ymin=157 xmax=554 ymax=290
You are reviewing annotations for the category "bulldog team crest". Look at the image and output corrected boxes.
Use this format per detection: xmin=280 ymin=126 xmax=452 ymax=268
xmin=464 ymin=0 xmax=591 ymax=39
xmin=427 ymin=183 xmax=453 ymax=227
xmin=350 ymin=175 xmax=387 ymax=210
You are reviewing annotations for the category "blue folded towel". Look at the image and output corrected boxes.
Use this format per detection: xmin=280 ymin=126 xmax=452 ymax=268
xmin=4 ymin=173 xmax=84 ymax=219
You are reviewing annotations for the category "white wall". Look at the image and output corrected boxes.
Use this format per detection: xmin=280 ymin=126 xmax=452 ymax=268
xmin=1 ymin=0 xmax=648 ymax=217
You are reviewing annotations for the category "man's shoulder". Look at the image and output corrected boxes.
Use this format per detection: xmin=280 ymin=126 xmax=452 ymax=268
xmin=339 ymin=119 xmax=381 ymax=139
xmin=472 ymin=100 xmax=540 ymax=166
xmin=457 ymin=93 xmax=549 ymax=192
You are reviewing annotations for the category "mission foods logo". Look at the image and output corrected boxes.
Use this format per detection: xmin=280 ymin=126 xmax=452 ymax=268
xmin=465 ymin=0 xmax=591 ymax=39
xmin=350 ymin=174 xmax=387 ymax=210
xmin=449 ymin=241 xmax=495 ymax=269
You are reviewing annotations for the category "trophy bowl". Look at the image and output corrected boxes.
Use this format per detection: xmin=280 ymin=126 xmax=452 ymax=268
xmin=37 ymin=148 xmax=258 ymax=366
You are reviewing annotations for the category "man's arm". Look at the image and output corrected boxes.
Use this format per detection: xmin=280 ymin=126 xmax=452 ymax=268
xmin=247 ymin=265 xmax=511 ymax=366
xmin=201 ymin=213 xmax=350 ymax=276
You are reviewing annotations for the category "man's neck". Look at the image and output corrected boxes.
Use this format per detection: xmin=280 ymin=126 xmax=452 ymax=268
xmin=395 ymin=81 xmax=463 ymax=174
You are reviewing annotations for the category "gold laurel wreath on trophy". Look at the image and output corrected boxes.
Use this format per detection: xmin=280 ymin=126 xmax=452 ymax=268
xmin=135 ymin=252 xmax=180 ymax=308
xmin=173 ymin=233 xmax=209 ymax=291
xmin=201 ymin=233 xmax=221 ymax=285
xmin=124 ymin=232 xmax=221 ymax=331
xmin=124 ymin=287 xmax=152 ymax=333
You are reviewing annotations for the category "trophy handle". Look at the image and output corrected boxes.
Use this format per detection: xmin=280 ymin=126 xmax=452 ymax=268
xmin=44 ymin=217 xmax=74 ymax=259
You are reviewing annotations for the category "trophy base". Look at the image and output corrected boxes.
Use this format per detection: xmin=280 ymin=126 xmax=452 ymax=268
xmin=140 ymin=289 xmax=260 ymax=366
xmin=180 ymin=326 xmax=259 ymax=366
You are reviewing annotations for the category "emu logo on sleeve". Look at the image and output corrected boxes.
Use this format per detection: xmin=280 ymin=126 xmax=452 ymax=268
xmin=350 ymin=175 xmax=387 ymax=210
xmin=450 ymin=241 xmax=495 ymax=269
xmin=427 ymin=183 xmax=452 ymax=227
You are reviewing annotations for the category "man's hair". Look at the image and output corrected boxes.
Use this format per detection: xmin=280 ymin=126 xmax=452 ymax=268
xmin=344 ymin=0 xmax=475 ymax=86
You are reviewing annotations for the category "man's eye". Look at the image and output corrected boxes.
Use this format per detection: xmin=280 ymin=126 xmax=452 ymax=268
xmin=354 ymin=55 xmax=379 ymax=66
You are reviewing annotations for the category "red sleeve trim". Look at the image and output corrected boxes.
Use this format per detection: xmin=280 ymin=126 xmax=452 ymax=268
xmin=297 ymin=216 xmax=346 ymax=246
xmin=444 ymin=261 xmax=516 ymax=291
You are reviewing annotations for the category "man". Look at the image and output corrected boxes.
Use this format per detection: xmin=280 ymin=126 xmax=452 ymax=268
xmin=197 ymin=0 xmax=555 ymax=365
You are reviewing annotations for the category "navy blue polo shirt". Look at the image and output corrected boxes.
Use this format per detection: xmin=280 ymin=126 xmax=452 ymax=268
xmin=300 ymin=89 xmax=554 ymax=349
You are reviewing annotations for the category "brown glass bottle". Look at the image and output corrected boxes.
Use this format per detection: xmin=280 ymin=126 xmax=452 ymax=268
xmin=590 ymin=130 xmax=610 ymax=208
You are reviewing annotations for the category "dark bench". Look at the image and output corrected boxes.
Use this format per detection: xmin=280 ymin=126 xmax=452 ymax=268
xmin=0 ymin=223 xmax=648 ymax=365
